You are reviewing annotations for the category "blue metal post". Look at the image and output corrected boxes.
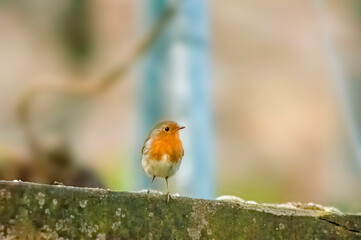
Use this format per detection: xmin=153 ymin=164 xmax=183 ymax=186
xmin=138 ymin=0 xmax=214 ymax=199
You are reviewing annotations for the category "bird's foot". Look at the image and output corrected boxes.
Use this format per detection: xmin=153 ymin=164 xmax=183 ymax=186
xmin=165 ymin=192 xmax=172 ymax=203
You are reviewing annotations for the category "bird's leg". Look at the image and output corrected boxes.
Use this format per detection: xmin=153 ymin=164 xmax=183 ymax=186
xmin=147 ymin=176 xmax=156 ymax=194
xmin=165 ymin=176 xmax=172 ymax=203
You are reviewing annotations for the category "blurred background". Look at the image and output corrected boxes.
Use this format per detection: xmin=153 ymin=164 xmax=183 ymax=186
xmin=0 ymin=0 xmax=360 ymax=212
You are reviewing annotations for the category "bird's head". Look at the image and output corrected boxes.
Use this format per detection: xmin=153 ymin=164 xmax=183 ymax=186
xmin=149 ymin=121 xmax=185 ymax=139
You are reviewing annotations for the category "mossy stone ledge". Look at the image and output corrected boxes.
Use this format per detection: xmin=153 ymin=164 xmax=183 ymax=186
xmin=0 ymin=181 xmax=360 ymax=239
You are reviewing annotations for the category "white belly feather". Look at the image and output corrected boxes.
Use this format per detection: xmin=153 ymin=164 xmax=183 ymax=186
xmin=142 ymin=154 xmax=181 ymax=178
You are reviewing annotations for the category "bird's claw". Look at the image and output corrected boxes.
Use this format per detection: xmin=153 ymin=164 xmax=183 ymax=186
xmin=166 ymin=192 xmax=172 ymax=203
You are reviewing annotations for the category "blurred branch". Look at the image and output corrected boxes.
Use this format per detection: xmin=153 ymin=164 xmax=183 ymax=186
xmin=60 ymin=0 xmax=93 ymax=67
xmin=17 ymin=0 xmax=182 ymax=155
xmin=94 ymin=0 xmax=181 ymax=94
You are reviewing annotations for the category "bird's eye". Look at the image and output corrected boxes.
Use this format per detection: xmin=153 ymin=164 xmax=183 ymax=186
xmin=165 ymin=127 xmax=169 ymax=131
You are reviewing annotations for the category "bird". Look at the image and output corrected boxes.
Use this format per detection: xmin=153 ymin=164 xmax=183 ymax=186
xmin=141 ymin=121 xmax=185 ymax=202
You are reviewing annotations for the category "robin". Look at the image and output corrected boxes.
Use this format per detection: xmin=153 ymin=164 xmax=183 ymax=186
xmin=141 ymin=121 xmax=185 ymax=202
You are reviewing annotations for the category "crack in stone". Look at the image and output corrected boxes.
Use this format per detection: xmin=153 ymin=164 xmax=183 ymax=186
xmin=318 ymin=217 xmax=361 ymax=234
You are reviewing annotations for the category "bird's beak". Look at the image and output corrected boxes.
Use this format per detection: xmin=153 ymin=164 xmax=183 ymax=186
xmin=177 ymin=126 xmax=185 ymax=131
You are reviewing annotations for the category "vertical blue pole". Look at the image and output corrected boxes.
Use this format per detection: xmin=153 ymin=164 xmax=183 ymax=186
xmin=173 ymin=0 xmax=214 ymax=199
xmin=137 ymin=0 xmax=169 ymax=189
xmin=138 ymin=0 xmax=214 ymax=199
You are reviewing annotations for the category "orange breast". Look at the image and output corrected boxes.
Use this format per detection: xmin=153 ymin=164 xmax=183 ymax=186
xmin=149 ymin=134 xmax=184 ymax=163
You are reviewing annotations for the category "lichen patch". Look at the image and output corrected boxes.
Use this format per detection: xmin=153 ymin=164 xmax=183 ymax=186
xmin=115 ymin=208 xmax=122 ymax=217
xmin=187 ymin=203 xmax=209 ymax=240
xmin=79 ymin=200 xmax=88 ymax=208
xmin=0 ymin=189 xmax=11 ymax=201
xmin=35 ymin=192 xmax=46 ymax=208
